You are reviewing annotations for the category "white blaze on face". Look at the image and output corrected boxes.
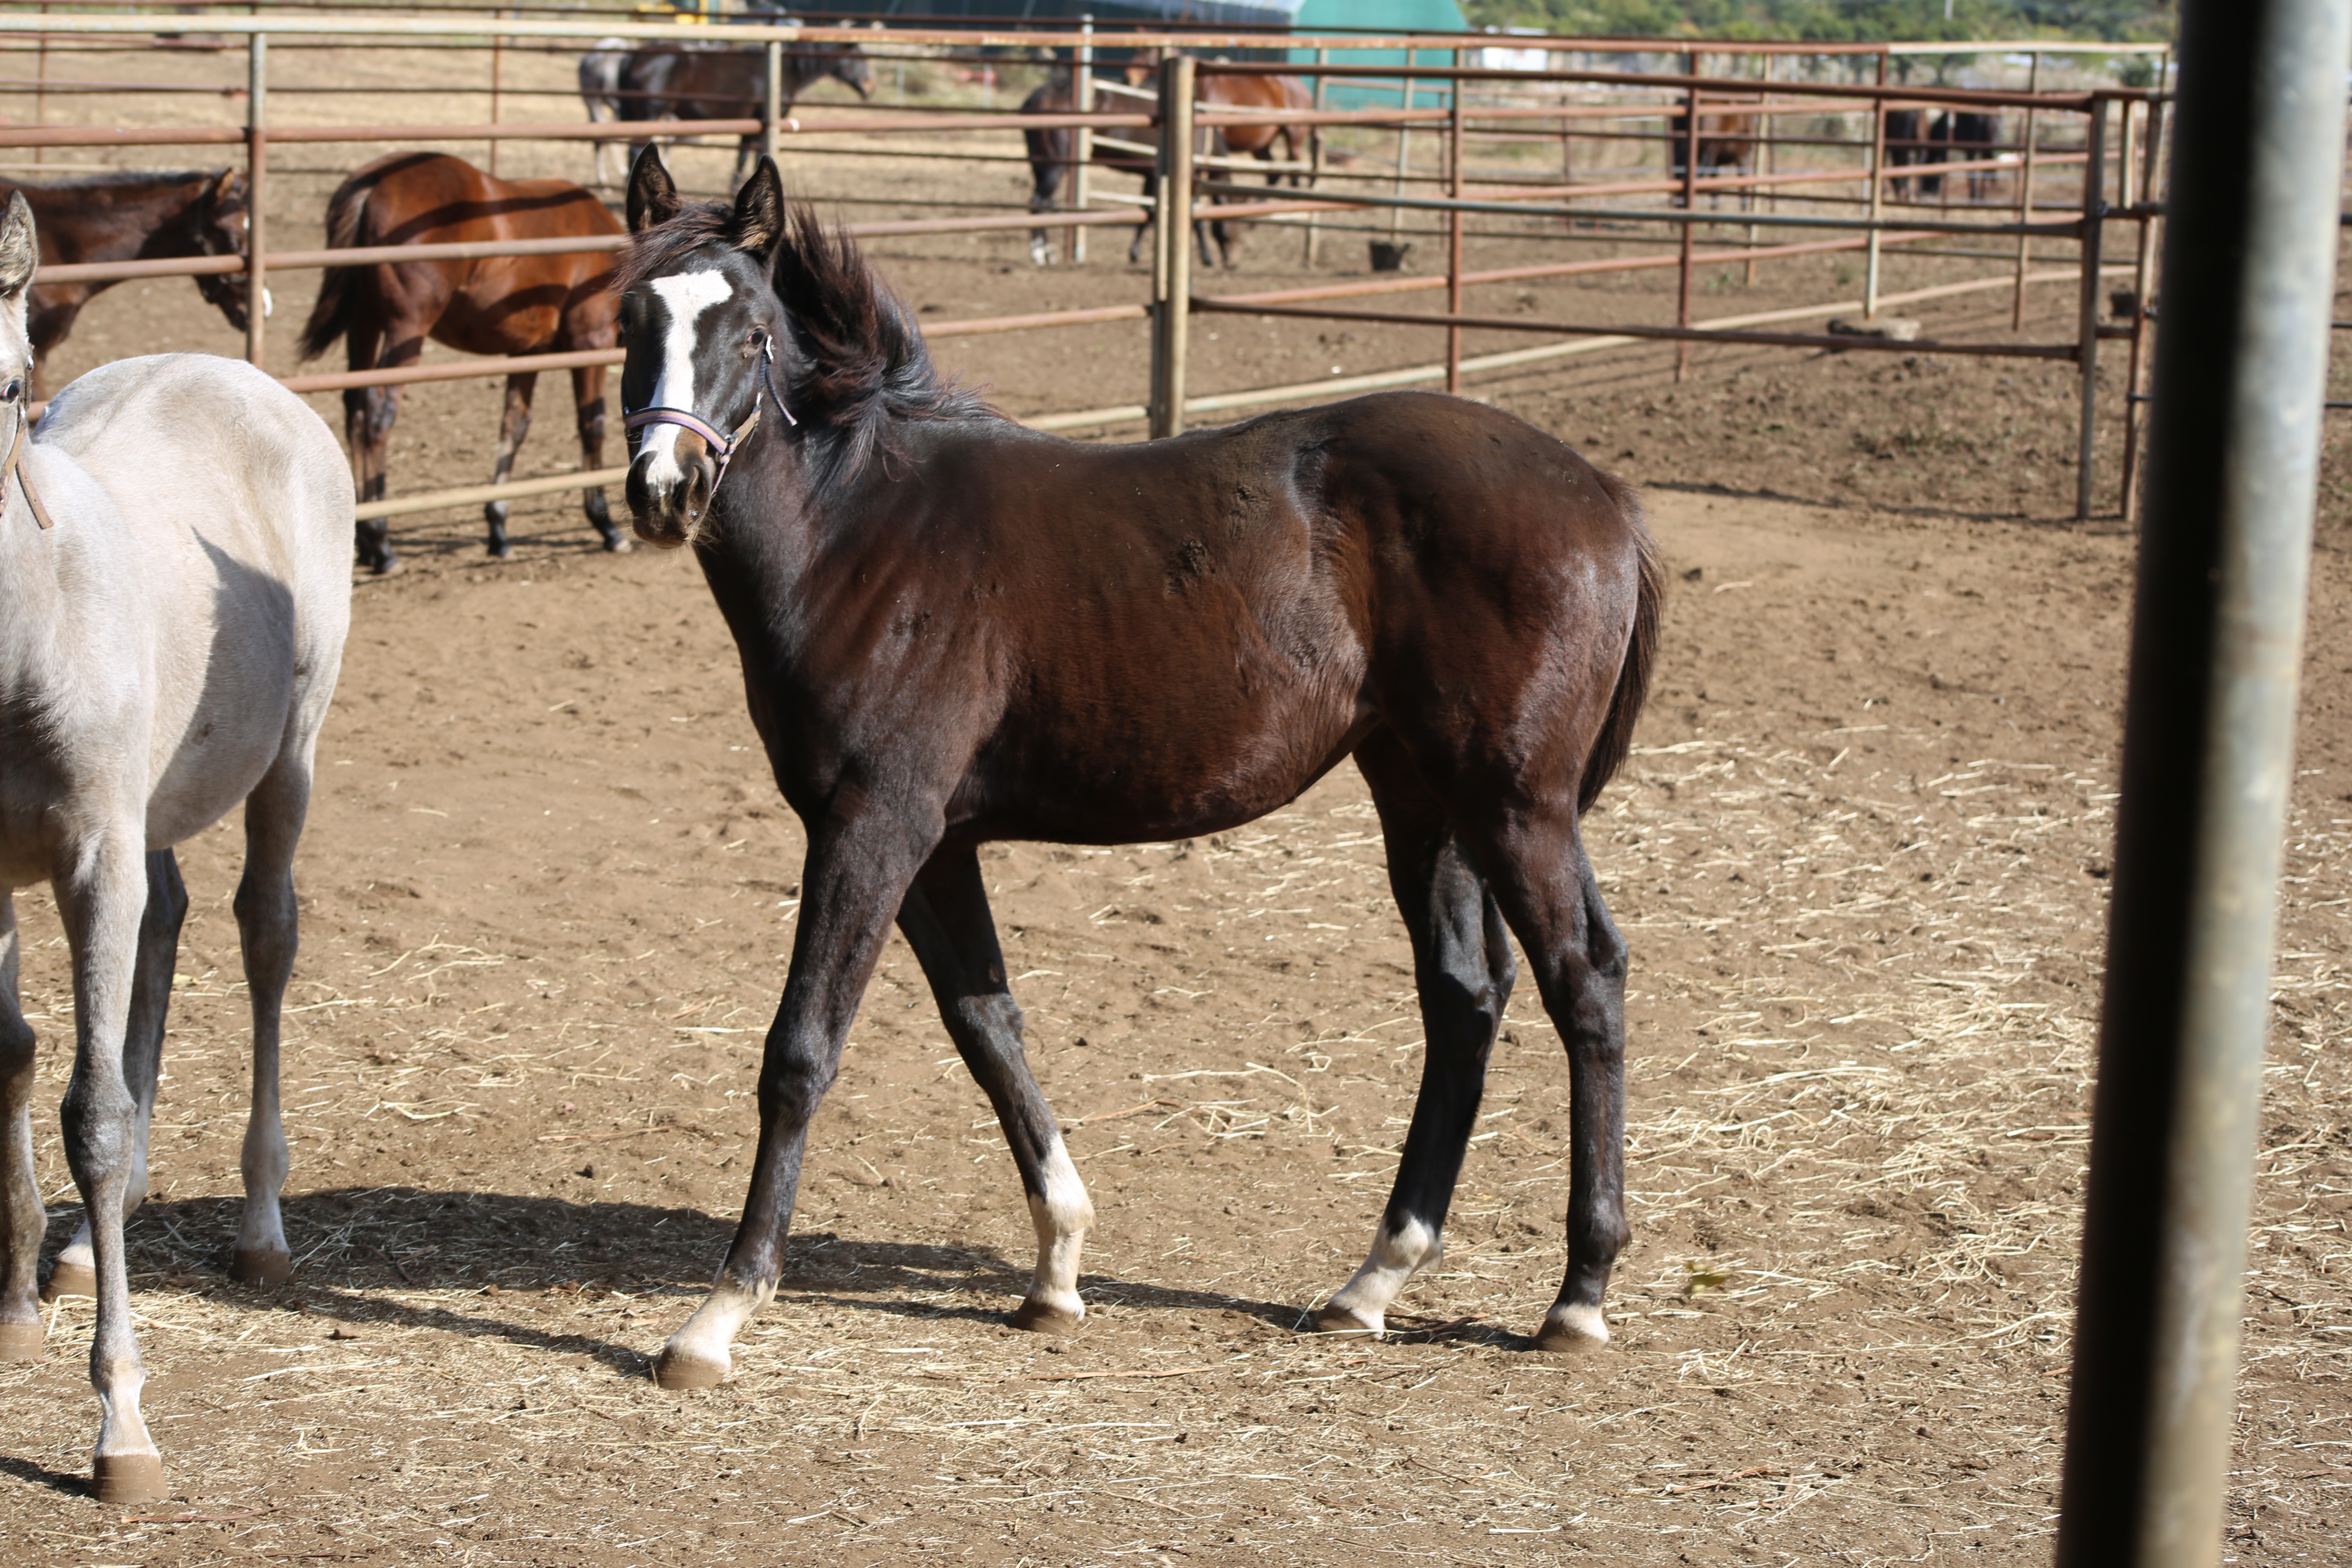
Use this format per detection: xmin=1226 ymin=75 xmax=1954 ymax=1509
xmin=637 ymin=269 xmax=735 ymax=488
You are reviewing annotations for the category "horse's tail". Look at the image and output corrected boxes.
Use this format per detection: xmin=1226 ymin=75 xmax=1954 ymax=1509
xmin=1578 ymin=473 xmax=1666 ymax=815
xmin=296 ymin=174 xmax=370 ymax=363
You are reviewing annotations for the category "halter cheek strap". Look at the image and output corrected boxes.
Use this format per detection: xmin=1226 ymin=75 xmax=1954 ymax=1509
xmin=621 ymin=339 xmax=793 ymax=499
xmin=2 ymin=402 xmax=54 ymax=530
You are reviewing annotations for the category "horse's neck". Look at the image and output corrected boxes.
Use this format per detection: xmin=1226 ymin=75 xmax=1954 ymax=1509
xmin=20 ymin=181 xmax=196 ymax=267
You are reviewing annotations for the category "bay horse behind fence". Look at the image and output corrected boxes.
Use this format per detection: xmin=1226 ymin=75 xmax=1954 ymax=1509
xmin=616 ymin=149 xmax=1664 ymax=1388
xmin=0 ymin=191 xmax=355 ymax=1503
xmin=1668 ymin=104 xmax=1759 ymax=207
xmin=298 ymin=151 xmax=628 ymax=573
xmin=0 ymin=168 xmax=254 ymax=397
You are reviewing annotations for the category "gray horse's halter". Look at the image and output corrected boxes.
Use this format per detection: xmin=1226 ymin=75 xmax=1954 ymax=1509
xmin=622 ymin=334 xmax=793 ymax=498
xmin=2 ymin=401 xmax=53 ymax=530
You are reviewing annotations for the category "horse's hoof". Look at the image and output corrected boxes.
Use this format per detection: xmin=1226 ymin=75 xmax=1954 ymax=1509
xmin=93 ymin=1452 xmax=168 ymax=1506
xmin=0 ymin=1321 xmax=43 ymax=1360
xmin=40 ymin=1259 xmax=94 ymax=1303
xmin=652 ymin=1343 xmax=728 ymax=1390
xmin=1308 ymin=1303 xmax=1383 ymax=1337
xmin=1532 ymin=1303 xmax=1610 ymax=1354
xmin=601 ymin=532 xmax=632 ymax=554
xmin=1009 ymin=1297 xmax=1082 ymax=1335
xmin=370 ymin=556 xmax=402 ymax=577
xmin=487 ymin=543 xmax=514 ymax=560
xmin=230 ymin=1247 xmax=294 ymax=1285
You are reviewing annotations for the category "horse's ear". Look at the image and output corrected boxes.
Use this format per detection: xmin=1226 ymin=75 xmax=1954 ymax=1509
xmin=627 ymin=145 xmax=681 ymax=234
xmin=731 ymin=157 xmax=784 ymax=254
xmin=0 ymin=192 xmax=35 ymax=300
xmin=211 ymin=167 xmax=243 ymax=207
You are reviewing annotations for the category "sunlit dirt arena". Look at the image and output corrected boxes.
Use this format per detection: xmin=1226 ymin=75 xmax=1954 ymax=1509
xmin=2 ymin=36 xmax=2349 ymax=1568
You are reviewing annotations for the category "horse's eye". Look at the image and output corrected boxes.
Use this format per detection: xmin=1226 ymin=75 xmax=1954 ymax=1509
xmin=0 ymin=379 xmax=22 ymax=404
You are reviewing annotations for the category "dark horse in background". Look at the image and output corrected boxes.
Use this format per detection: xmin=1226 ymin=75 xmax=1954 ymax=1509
xmin=1022 ymin=54 xmax=1315 ymax=268
xmin=1883 ymin=107 xmax=2005 ymax=203
xmin=0 ymin=168 xmax=253 ymax=396
xmin=580 ymin=38 xmax=872 ymax=188
xmin=298 ymin=151 xmax=628 ymax=573
xmin=615 ymin=147 xmax=1664 ymax=1388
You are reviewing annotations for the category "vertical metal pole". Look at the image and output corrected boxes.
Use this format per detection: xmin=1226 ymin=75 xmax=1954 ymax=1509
xmin=2057 ymin=4 xmax=2348 ymax=1566
xmin=764 ymin=39 xmax=782 ymax=167
xmin=1864 ymin=51 xmax=1888 ymax=319
xmin=1391 ymin=114 xmax=1410 ymax=242
xmin=32 ymin=4 xmax=48 ymax=169
xmin=1071 ymin=16 xmax=1094 ymax=265
xmin=489 ymin=11 xmax=504 ymax=176
xmin=1746 ymin=50 xmax=1768 ymax=287
xmin=1149 ymin=54 xmax=1194 ymax=441
xmin=2014 ymin=51 xmax=2043 ymax=330
xmin=1302 ymin=46 xmax=1326 ymax=267
xmin=2120 ymin=92 xmax=2166 ymax=523
xmin=1675 ymin=54 xmax=1698 ymax=382
xmin=245 ymin=32 xmax=267 ymax=370
xmin=2074 ymin=96 xmax=2108 ymax=522
xmin=1446 ymin=85 xmax=1464 ymax=393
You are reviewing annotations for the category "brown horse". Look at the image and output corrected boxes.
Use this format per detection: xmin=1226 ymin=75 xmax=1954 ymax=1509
xmin=617 ymin=150 xmax=1664 ymax=1388
xmin=297 ymin=151 xmax=628 ymax=573
xmin=1668 ymin=105 xmax=1759 ymax=206
xmin=0 ymin=168 xmax=252 ymax=396
xmin=1023 ymin=58 xmax=1315 ymax=268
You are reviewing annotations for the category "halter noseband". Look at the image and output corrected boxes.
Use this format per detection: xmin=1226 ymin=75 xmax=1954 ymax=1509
xmin=2 ymin=399 xmax=52 ymax=530
xmin=622 ymin=336 xmax=793 ymax=499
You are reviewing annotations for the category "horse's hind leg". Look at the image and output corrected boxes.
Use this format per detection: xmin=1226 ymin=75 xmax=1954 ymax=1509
xmin=54 ymin=823 xmax=169 ymax=1501
xmin=896 ymin=845 xmax=1092 ymax=1332
xmin=44 ymin=850 xmax=185 ymax=1304
xmin=224 ymin=754 xmax=315 ymax=1287
xmin=0 ymin=891 xmax=42 ymax=1359
xmin=1315 ymin=734 xmax=1512 ymax=1336
xmin=484 ymin=371 xmax=537 ymax=559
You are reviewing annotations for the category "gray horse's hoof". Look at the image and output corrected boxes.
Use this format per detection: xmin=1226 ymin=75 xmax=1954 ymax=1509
xmin=93 ymin=1452 xmax=168 ymax=1506
xmin=40 ymin=1259 xmax=94 ymax=1302
xmin=230 ymin=1247 xmax=294 ymax=1285
xmin=652 ymin=1344 xmax=728 ymax=1390
xmin=1308 ymin=1303 xmax=1382 ymax=1336
xmin=1009 ymin=1298 xmax=1082 ymax=1335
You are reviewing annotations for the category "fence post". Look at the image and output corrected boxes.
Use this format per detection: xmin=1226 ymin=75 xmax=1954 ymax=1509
xmin=1149 ymin=53 xmax=1195 ymax=440
xmin=2056 ymin=3 xmax=2348 ymax=1561
xmin=1302 ymin=46 xmax=1326 ymax=267
xmin=2121 ymin=91 xmax=2167 ymax=521
xmin=1446 ymin=85 xmax=1465 ymax=392
xmin=489 ymin=9 xmax=503 ymax=176
xmin=1864 ymin=50 xmax=1887 ymax=319
xmin=1746 ymin=49 xmax=1768 ymax=287
xmin=764 ymin=40 xmax=782 ymax=167
xmin=2074 ymin=95 xmax=2108 ymax=521
xmin=1675 ymin=52 xmax=1698 ymax=382
xmin=1070 ymin=15 xmax=1093 ymax=265
xmin=245 ymin=31 xmax=267 ymax=371
xmin=2013 ymin=51 xmax=2042 ymax=330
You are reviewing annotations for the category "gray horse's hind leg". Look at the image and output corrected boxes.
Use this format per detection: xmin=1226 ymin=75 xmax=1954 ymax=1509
xmin=44 ymin=850 xmax=185 ymax=1304
xmin=896 ymin=845 xmax=1092 ymax=1331
xmin=0 ymin=891 xmax=42 ymax=1359
xmin=54 ymin=826 xmax=167 ymax=1502
xmin=225 ymin=756 xmax=313 ymax=1286
xmin=1315 ymin=734 xmax=1512 ymax=1336
xmin=484 ymin=371 xmax=537 ymax=559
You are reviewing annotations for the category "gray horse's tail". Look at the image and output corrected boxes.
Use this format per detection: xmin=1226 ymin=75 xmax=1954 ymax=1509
xmin=296 ymin=176 xmax=370 ymax=363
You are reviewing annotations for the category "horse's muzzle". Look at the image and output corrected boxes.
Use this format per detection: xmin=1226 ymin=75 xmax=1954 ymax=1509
xmin=625 ymin=440 xmax=713 ymax=548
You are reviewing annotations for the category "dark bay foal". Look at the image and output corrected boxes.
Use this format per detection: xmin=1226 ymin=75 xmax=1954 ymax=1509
xmin=0 ymin=168 xmax=253 ymax=396
xmin=617 ymin=148 xmax=1664 ymax=1387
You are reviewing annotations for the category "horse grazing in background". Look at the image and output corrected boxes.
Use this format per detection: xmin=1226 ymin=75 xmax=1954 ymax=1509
xmin=1021 ymin=62 xmax=1314 ymax=269
xmin=583 ymin=39 xmax=872 ymax=188
xmin=0 ymin=168 xmax=254 ymax=396
xmin=1931 ymin=109 xmax=2003 ymax=202
xmin=1668 ymin=104 xmax=1758 ymax=206
xmin=298 ymin=151 xmax=629 ymax=573
xmin=0 ymin=191 xmax=354 ymax=1504
xmin=616 ymin=148 xmax=1664 ymax=1388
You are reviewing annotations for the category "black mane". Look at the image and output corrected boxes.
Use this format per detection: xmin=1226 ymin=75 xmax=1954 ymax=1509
xmin=0 ymin=168 xmax=223 ymax=193
xmin=620 ymin=201 xmax=994 ymax=482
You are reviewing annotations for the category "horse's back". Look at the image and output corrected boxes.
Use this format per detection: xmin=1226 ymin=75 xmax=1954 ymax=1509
xmin=37 ymin=354 xmax=352 ymax=839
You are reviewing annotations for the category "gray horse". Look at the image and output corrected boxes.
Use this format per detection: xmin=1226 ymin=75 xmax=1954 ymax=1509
xmin=0 ymin=190 xmax=353 ymax=1503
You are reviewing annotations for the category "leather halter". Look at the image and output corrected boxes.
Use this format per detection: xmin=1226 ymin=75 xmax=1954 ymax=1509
xmin=2 ymin=401 xmax=53 ymax=530
xmin=622 ymin=336 xmax=793 ymax=499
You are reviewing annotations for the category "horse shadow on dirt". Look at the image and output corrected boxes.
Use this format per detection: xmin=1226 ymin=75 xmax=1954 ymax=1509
xmin=38 ymin=1187 xmax=1327 ymax=1377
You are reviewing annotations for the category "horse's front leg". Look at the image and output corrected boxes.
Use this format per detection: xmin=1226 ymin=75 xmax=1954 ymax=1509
xmin=897 ymin=846 xmax=1091 ymax=1331
xmin=653 ymin=804 xmax=942 ymax=1389
xmin=568 ymin=361 xmax=626 ymax=551
xmin=484 ymin=371 xmax=537 ymax=559
xmin=54 ymin=823 xmax=169 ymax=1502
xmin=44 ymin=851 xmax=185 ymax=1303
xmin=0 ymin=890 xmax=42 ymax=1360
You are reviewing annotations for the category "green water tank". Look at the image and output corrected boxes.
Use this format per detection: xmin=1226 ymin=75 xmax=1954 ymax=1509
xmin=1293 ymin=0 xmax=1470 ymax=107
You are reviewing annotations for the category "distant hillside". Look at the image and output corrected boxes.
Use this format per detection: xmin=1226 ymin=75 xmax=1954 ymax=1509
xmin=1457 ymin=0 xmax=2176 ymax=43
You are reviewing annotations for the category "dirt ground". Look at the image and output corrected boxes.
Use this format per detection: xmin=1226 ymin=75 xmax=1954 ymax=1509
xmin=2 ymin=32 xmax=2348 ymax=1568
